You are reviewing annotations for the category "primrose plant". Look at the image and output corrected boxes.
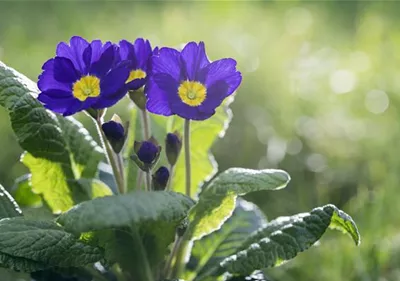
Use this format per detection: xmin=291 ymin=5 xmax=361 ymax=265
xmin=0 ymin=36 xmax=360 ymax=281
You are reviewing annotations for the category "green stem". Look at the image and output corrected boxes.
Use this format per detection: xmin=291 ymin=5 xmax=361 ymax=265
xmin=140 ymin=108 xmax=152 ymax=190
xmin=170 ymin=236 xmax=190 ymax=278
xmin=141 ymin=108 xmax=151 ymax=140
xmin=136 ymin=170 xmax=144 ymax=190
xmin=116 ymin=154 xmax=126 ymax=194
xmin=163 ymin=235 xmax=182 ymax=279
xmin=166 ymin=164 xmax=174 ymax=191
xmin=145 ymin=170 xmax=152 ymax=191
xmin=95 ymin=117 xmax=125 ymax=194
xmin=184 ymin=119 xmax=191 ymax=197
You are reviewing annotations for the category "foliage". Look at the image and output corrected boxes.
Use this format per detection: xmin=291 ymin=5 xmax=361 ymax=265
xmin=0 ymin=25 xmax=360 ymax=281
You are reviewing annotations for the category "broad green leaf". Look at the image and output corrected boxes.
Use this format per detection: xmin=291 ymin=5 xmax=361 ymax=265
xmin=76 ymin=178 xmax=113 ymax=199
xmin=0 ymin=184 xmax=22 ymax=219
xmin=57 ymin=191 xmax=194 ymax=271
xmin=0 ymin=217 xmax=103 ymax=272
xmin=184 ymin=199 xmax=267 ymax=281
xmin=12 ymin=174 xmax=42 ymax=207
xmin=217 ymin=204 xmax=360 ymax=276
xmin=188 ymin=168 xmax=290 ymax=240
xmin=0 ymin=61 xmax=104 ymax=213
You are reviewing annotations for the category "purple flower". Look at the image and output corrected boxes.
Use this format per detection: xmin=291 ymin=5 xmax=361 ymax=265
xmin=38 ymin=36 xmax=130 ymax=116
xmin=118 ymin=38 xmax=157 ymax=91
xmin=145 ymin=42 xmax=242 ymax=120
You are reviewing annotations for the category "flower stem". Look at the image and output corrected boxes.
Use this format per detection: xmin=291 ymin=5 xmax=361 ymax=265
xmin=140 ymin=108 xmax=152 ymax=190
xmin=163 ymin=235 xmax=181 ymax=279
xmin=95 ymin=117 xmax=125 ymax=194
xmin=145 ymin=170 xmax=152 ymax=191
xmin=166 ymin=164 xmax=174 ymax=191
xmin=141 ymin=108 xmax=151 ymax=140
xmin=169 ymin=236 xmax=190 ymax=279
xmin=184 ymin=119 xmax=191 ymax=197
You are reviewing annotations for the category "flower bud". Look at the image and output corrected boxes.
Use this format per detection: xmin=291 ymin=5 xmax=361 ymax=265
xmin=128 ymin=88 xmax=146 ymax=110
xmin=131 ymin=137 xmax=162 ymax=172
xmin=152 ymin=166 xmax=170 ymax=191
xmin=165 ymin=132 xmax=182 ymax=166
xmin=101 ymin=115 xmax=126 ymax=153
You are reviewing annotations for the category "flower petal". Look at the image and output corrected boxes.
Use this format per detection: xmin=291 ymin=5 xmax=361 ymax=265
xmin=127 ymin=78 xmax=146 ymax=91
xmin=53 ymin=57 xmax=80 ymax=83
xmin=119 ymin=40 xmax=135 ymax=61
xmin=90 ymin=45 xmax=116 ymax=78
xmin=56 ymin=36 xmax=89 ymax=73
xmin=100 ymin=62 xmax=130 ymax=96
xmin=145 ymin=73 xmax=177 ymax=116
xmin=180 ymin=41 xmax=210 ymax=80
xmin=134 ymin=38 xmax=152 ymax=70
xmin=38 ymin=59 xmax=72 ymax=92
xmin=151 ymin=47 xmax=181 ymax=81
xmin=201 ymin=58 xmax=242 ymax=96
xmin=170 ymin=100 xmax=215 ymax=120
xmin=199 ymin=80 xmax=230 ymax=111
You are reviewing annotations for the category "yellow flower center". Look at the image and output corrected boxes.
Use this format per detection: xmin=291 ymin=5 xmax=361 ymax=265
xmin=72 ymin=75 xmax=101 ymax=101
xmin=126 ymin=69 xmax=146 ymax=83
xmin=178 ymin=81 xmax=207 ymax=107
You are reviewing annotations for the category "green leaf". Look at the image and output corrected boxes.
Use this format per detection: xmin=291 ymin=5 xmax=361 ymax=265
xmin=188 ymin=168 xmax=290 ymax=240
xmin=0 ymin=184 xmax=22 ymax=219
xmin=184 ymin=199 xmax=267 ymax=281
xmin=218 ymin=204 xmax=360 ymax=276
xmin=76 ymin=178 xmax=113 ymax=199
xmin=12 ymin=174 xmax=42 ymax=207
xmin=0 ymin=217 xmax=103 ymax=272
xmin=0 ymin=61 xmax=104 ymax=213
xmin=57 ymin=191 xmax=194 ymax=271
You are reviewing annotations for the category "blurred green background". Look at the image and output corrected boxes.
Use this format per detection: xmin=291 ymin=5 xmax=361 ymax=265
xmin=1 ymin=1 xmax=400 ymax=280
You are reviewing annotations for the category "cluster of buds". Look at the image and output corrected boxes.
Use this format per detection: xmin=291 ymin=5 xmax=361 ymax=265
xmin=101 ymin=115 xmax=183 ymax=191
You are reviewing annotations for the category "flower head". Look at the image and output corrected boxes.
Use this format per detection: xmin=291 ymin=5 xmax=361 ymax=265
xmin=38 ymin=36 xmax=130 ymax=116
xmin=119 ymin=38 xmax=157 ymax=91
xmin=165 ymin=132 xmax=182 ymax=166
xmin=145 ymin=41 xmax=242 ymax=120
xmin=152 ymin=166 xmax=170 ymax=190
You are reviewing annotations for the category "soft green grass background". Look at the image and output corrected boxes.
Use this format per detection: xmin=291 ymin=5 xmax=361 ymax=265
xmin=1 ymin=1 xmax=400 ymax=280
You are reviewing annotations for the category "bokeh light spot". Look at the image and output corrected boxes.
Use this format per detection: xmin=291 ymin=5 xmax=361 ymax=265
xmin=330 ymin=70 xmax=357 ymax=94
xmin=365 ymin=89 xmax=389 ymax=114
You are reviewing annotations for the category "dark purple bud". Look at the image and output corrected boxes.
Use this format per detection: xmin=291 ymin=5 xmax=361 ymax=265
xmin=137 ymin=141 xmax=159 ymax=164
xmin=102 ymin=121 xmax=125 ymax=141
xmin=165 ymin=132 xmax=182 ymax=166
xmin=152 ymin=166 xmax=170 ymax=191
xmin=101 ymin=119 xmax=126 ymax=153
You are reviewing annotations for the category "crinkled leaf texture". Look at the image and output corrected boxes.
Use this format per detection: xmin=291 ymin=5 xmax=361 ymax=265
xmin=215 ymin=204 xmax=360 ymax=277
xmin=184 ymin=199 xmax=267 ymax=281
xmin=188 ymin=168 xmax=290 ymax=241
xmin=0 ymin=61 xmax=104 ymax=213
xmin=0 ymin=184 xmax=22 ymax=219
xmin=124 ymin=99 xmax=232 ymax=197
xmin=0 ymin=217 xmax=102 ymax=272
xmin=57 ymin=191 xmax=195 ymax=272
